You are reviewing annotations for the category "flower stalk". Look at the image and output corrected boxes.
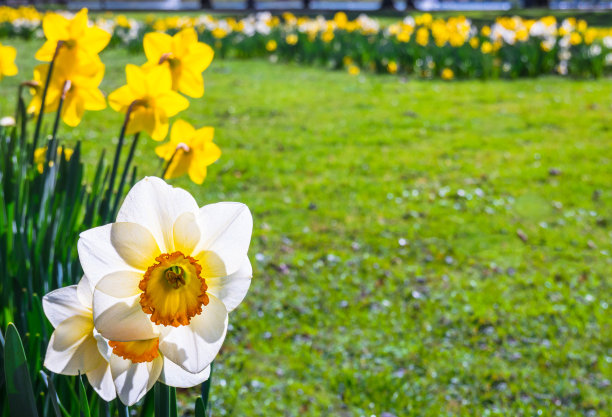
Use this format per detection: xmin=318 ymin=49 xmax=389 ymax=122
xmin=111 ymin=132 xmax=140 ymax=218
xmin=103 ymin=99 xmax=142 ymax=221
xmin=31 ymin=40 xmax=63 ymax=160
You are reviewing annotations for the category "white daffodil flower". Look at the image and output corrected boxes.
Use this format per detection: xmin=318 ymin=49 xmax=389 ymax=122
xmin=78 ymin=176 xmax=252 ymax=382
xmin=44 ymin=275 xmax=212 ymax=405
xmin=43 ymin=276 xmax=116 ymax=402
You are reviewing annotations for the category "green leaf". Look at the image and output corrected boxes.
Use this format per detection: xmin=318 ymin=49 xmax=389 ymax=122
xmin=154 ymin=383 xmax=169 ymax=417
xmin=39 ymin=371 xmax=62 ymax=417
xmin=78 ymin=374 xmax=91 ymax=417
xmin=194 ymin=398 xmax=206 ymax=417
xmin=169 ymin=387 xmax=177 ymax=417
xmin=3 ymin=323 xmax=38 ymax=417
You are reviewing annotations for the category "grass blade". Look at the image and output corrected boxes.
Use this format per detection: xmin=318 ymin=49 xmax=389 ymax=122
xmin=78 ymin=374 xmax=91 ymax=417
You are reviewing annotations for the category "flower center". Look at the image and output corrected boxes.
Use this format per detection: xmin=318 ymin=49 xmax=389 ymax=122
xmin=139 ymin=252 xmax=209 ymax=327
xmin=108 ymin=338 xmax=160 ymax=363
xmin=165 ymin=265 xmax=185 ymax=288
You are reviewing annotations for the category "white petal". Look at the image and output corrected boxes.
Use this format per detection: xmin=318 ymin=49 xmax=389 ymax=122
xmin=159 ymin=358 xmax=210 ymax=388
xmin=116 ymin=177 xmax=199 ymax=253
xmin=194 ymin=203 xmax=253 ymax=276
xmin=173 ymin=211 xmax=201 ymax=255
xmin=158 ymin=295 xmax=227 ymax=374
xmin=96 ymin=271 xmax=143 ymax=298
xmin=94 ymin=329 xmax=112 ymax=362
xmin=77 ymin=276 xmax=93 ymax=308
xmin=110 ymin=222 xmax=161 ymax=270
xmin=111 ymin=355 xmax=163 ymax=406
xmin=43 ymin=285 xmax=91 ymax=328
xmin=93 ymin=291 xmax=158 ymax=342
xmin=44 ymin=316 xmax=103 ymax=375
xmin=198 ymin=251 xmax=228 ymax=277
xmin=206 ymin=257 xmax=252 ymax=312
xmin=78 ymin=224 xmax=141 ymax=288
xmin=86 ymin=362 xmax=116 ymax=402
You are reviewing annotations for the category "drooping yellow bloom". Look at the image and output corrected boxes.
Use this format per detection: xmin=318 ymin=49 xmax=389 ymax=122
xmin=0 ymin=42 xmax=17 ymax=80
xmin=441 ymin=68 xmax=454 ymax=80
xmin=347 ymin=64 xmax=360 ymax=76
xmin=387 ymin=61 xmax=398 ymax=74
xmin=34 ymin=146 xmax=74 ymax=173
xmin=286 ymin=34 xmax=298 ymax=45
xmin=143 ymin=28 xmax=214 ymax=98
xmin=155 ymin=119 xmax=221 ymax=184
xmin=265 ymin=39 xmax=277 ymax=52
xmin=108 ymin=64 xmax=189 ymax=141
xmin=29 ymin=59 xmax=106 ymax=127
xmin=35 ymin=9 xmax=110 ymax=65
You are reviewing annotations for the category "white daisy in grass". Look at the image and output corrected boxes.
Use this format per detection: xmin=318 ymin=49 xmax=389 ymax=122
xmin=78 ymin=177 xmax=253 ymax=383
xmin=44 ymin=276 xmax=213 ymax=405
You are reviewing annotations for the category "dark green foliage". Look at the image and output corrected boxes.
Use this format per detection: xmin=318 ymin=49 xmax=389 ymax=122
xmin=4 ymin=324 xmax=38 ymax=417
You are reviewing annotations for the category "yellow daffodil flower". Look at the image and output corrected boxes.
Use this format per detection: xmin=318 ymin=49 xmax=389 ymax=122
xmin=43 ymin=276 xmax=212 ymax=406
xmin=35 ymin=8 xmax=111 ymax=65
xmin=143 ymin=28 xmax=214 ymax=98
xmin=265 ymin=39 xmax=277 ymax=51
xmin=108 ymin=65 xmax=189 ymax=141
xmin=34 ymin=145 xmax=74 ymax=173
xmin=155 ymin=119 xmax=221 ymax=184
xmin=0 ymin=42 xmax=17 ymax=80
xmin=78 ymin=177 xmax=252 ymax=380
xmin=286 ymin=33 xmax=298 ymax=45
xmin=29 ymin=59 xmax=106 ymax=127
xmin=441 ymin=68 xmax=454 ymax=80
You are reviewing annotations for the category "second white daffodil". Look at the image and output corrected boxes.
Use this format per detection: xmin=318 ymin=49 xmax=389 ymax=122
xmin=78 ymin=177 xmax=253 ymax=377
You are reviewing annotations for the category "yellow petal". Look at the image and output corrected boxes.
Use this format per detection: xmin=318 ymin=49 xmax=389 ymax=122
xmin=155 ymin=91 xmax=189 ymax=117
xmin=144 ymin=65 xmax=172 ymax=96
xmin=68 ymin=8 xmax=89 ymax=38
xmin=171 ymin=28 xmax=198 ymax=57
xmin=150 ymin=110 xmax=169 ymax=141
xmin=194 ymin=126 xmax=214 ymax=143
xmin=82 ymin=26 xmax=111 ymax=54
xmin=177 ymin=69 xmax=204 ymax=99
xmin=108 ymin=85 xmax=135 ymax=112
xmin=197 ymin=142 xmax=222 ymax=166
xmin=143 ymin=31 xmax=173 ymax=64
xmin=61 ymin=95 xmax=85 ymax=127
xmin=165 ymin=151 xmax=192 ymax=179
xmin=155 ymin=141 xmax=178 ymax=160
xmin=183 ymin=42 xmax=214 ymax=73
xmin=79 ymin=87 xmax=107 ymax=111
xmin=126 ymin=64 xmax=147 ymax=95
xmin=126 ymin=107 xmax=154 ymax=136
xmin=35 ymin=40 xmax=60 ymax=62
xmin=187 ymin=163 xmax=207 ymax=185
xmin=42 ymin=12 xmax=69 ymax=41
xmin=170 ymin=119 xmax=196 ymax=144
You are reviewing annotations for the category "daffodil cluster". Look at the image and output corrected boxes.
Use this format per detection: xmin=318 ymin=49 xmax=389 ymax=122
xmin=2 ymin=7 xmax=612 ymax=79
xmin=43 ymin=176 xmax=253 ymax=405
xmin=15 ymin=8 xmax=221 ymax=185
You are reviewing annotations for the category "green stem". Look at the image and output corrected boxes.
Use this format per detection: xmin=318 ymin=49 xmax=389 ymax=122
xmin=160 ymin=146 xmax=183 ymax=180
xmin=111 ymin=132 xmax=140 ymax=218
xmin=201 ymin=362 xmax=214 ymax=415
xmin=50 ymin=80 xmax=70 ymax=141
xmin=116 ymin=399 xmax=129 ymax=417
xmin=103 ymin=100 xmax=139 ymax=222
xmin=154 ymin=383 xmax=170 ymax=417
xmin=32 ymin=41 xmax=63 ymax=161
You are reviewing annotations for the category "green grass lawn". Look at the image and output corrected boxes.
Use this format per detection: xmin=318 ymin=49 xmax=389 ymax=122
xmin=1 ymin=38 xmax=611 ymax=416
